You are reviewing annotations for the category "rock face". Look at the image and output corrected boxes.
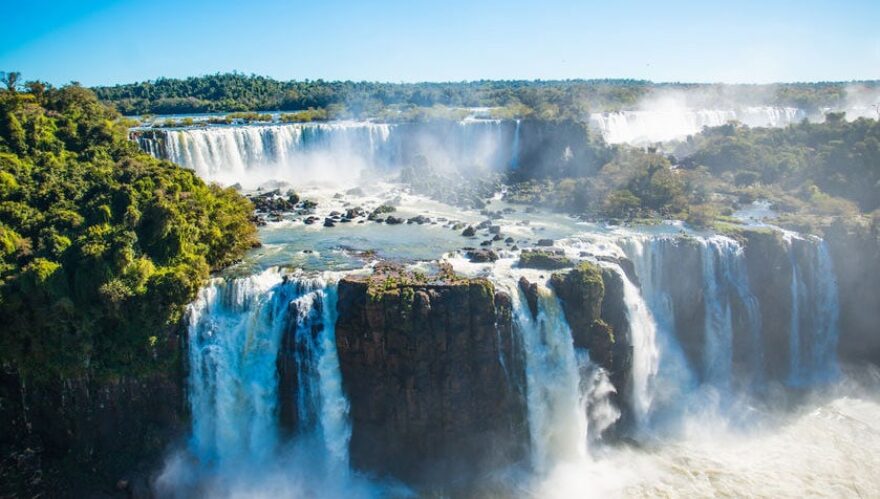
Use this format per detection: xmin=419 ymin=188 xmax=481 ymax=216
xmin=549 ymin=262 xmax=630 ymax=377
xmin=741 ymin=229 xmax=795 ymax=381
xmin=548 ymin=262 xmax=633 ymax=428
xmin=518 ymin=248 xmax=573 ymax=270
xmin=824 ymin=220 xmax=880 ymax=366
xmin=334 ymin=264 xmax=527 ymax=485
xmin=0 ymin=368 xmax=184 ymax=496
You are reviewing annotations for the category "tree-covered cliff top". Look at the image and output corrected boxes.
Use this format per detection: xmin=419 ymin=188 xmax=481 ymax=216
xmin=0 ymin=80 xmax=258 ymax=379
xmin=90 ymin=72 xmax=879 ymax=117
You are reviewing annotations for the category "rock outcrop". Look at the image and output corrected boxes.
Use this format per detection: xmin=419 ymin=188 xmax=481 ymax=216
xmin=824 ymin=220 xmax=880 ymax=366
xmin=334 ymin=263 xmax=527 ymax=485
xmin=0 ymin=367 xmax=184 ymax=496
xmin=549 ymin=262 xmax=631 ymax=386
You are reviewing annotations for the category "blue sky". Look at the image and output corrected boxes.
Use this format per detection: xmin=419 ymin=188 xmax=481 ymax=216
xmin=1 ymin=0 xmax=878 ymax=86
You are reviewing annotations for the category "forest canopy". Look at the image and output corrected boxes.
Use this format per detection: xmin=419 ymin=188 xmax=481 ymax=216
xmin=91 ymin=72 xmax=876 ymax=118
xmin=0 ymin=78 xmax=258 ymax=379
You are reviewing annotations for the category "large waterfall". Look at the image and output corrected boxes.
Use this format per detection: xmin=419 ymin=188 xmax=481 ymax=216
xmin=164 ymin=227 xmax=848 ymax=495
xmin=174 ymin=269 xmax=359 ymax=496
xmin=135 ymin=119 xmax=517 ymax=187
xmin=510 ymin=283 xmax=588 ymax=471
xmin=786 ymin=236 xmax=841 ymax=386
xmin=602 ymin=262 xmax=659 ymax=428
xmin=589 ymin=106 xmax=806 ymax=144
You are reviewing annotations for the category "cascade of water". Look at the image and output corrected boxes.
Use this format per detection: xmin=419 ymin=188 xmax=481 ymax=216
xmin=810 ymin=241 xmax=840 ymax=382
xmin=186 ymin=269 xmax=351 ymax=468
xmin=699 ymin=239 xmax=735 ymax=390
xmin=589 ymin=106 xmax=806 ymax=144
xmin=509 ymin=282 xmax=587 ymax=472
xmin=139 ymin=119 xmax=519 ymax=187
xmin=576 ymin=350 xmax=620 ymax=445
xmin=186 ymin=269 xmax=293 ymax=465
xmin=510 ymin=119 xmax=521 ymax=169
xmin=621 ymin=237 xmax=697 ymax=412
xmin=602 ymin=262 xmax=660 ymax=428
xmin=787 ymin=238 xmax=841 ymax=386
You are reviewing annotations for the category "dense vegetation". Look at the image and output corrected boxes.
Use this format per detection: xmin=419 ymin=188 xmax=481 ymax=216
xmin=506 ymin=114 xmax=880 ymax=230
xmin=92 ymin=72 xmax=878 ymax=120
xmin=0 ymin=77 xmax=258 ymax=380
xmin=92 ymin=72 xmax=650 ymax=117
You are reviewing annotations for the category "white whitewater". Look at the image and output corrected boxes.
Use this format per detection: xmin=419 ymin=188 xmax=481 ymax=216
xmin=602 ymin=262 xmax=659 ymax=428
xmin=621 ymin=237 xmax=697 ymax=419
xmin=158 ymin=122 xmax=393 ymax=186
xmin=510 ymin=282 xmax=588 ymax=472
xmin=589 ymin=106 xmax=805 ymax=144
xmin=138 ymin=119 xmax=518 ymax=187
xmin=699 ymin=237 xmax=737 ymax=390
xmin=787 ymin=237 xmax=841 ymax=386
xmin=185 ymin=269 xmax=350 ymax=467
xmin=186 ymin=269 xmax=291 ymax=464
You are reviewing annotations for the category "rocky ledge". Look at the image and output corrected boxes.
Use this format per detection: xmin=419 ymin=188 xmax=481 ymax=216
xmin=334 ymin=263 xmax=527 ymax=485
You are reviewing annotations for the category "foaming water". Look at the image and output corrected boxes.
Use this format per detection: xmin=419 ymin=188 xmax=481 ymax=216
xmin=531 ymin=391 xmax=880 ymax=498
xmin=157 ymin=269 xmax=392 ymax=498
xmin=137 ymin=119 xmax=517 ymax=188
xmin=511 ymin=283 xmax=588 ymax=471
xmin=787 ymin=237 xmax=841 ymax=386
xmin=589 ymin=106 xmax=805 ymax=144
xmin=602 ymin=262 xmax=659 ymax=428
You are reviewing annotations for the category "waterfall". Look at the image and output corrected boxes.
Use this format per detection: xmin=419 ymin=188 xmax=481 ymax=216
xmin=510 ymin=119 xmax=521 ymax=169
xmin=510 ymin=282 xmax=587 ymax=472
xmin=186 ymin=269 xmax=350 ymax=468
xmin=589 ymin=106 xmax=806 ymax=144
xmin=620 ymin=235 xmax=767 ymax=417
xmin=786 ymin=237 xmax=841 ymax=386
xmin=137 ymin=119 xmax=518 ymax=187
xmin=622 ymin=237 xmax=697 ymax=411
xmin=699 ymin=238 xmax=735 ymax=390
xmin=602 ymin=263 xmax=660 ymax=428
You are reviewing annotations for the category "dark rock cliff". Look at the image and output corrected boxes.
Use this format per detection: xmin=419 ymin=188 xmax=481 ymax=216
xmin=548 ymin=261 xmax=632 ymax=424
xmin=0 ymin=365 xmax=184 ymax=497
xmin=334 ymin=264 xmax=527 ymax=485
xmin=741 ymin=229 xmax=795 ymax=382
xmin=824 ymin=220 xmax=880 ymax=366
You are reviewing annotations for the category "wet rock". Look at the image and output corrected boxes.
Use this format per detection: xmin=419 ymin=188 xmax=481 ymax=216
xmin=324 ymin=218 xmax=336 ymax=228
xmin=489 ymin=225 xmax=501 ymax=234
xmin=345 ymin=207 xmax=366 ymax=219
xmin=518 ymin=277 xmax=539 ymax=319
xmin=537 ymin=238 xmax=554 ymax=246
xmin=335 ymin=266 xmax=527 ymax=484
xmin=466 ymin=248 xmax=499 ymax=263
xmin=385 ymin=216 xmax=404 ymax=225
xmin=462 ymin=226 xmax=476 ymax=237
xmin=518 ymin=249 xmax=572 ymax=270
xmin=408 ymin=215 xmax=430 ymax=225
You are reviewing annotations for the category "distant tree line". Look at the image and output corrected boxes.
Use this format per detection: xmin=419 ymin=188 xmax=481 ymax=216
xmin=91 ymin=72 xmax=878 ymax=118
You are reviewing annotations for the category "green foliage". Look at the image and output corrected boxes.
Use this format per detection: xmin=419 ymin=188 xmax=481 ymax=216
xmin=683 ymin=116 xmax=879 ymax=214
xmin=92 ymin=72 xmax=655 ymax=117
xmin=0 ymin=82 xmax=258 ymax=380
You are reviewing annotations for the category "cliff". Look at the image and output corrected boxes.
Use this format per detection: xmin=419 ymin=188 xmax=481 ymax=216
xmin=333 ymin=263 xmax=527 ymax=485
